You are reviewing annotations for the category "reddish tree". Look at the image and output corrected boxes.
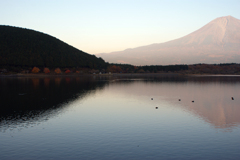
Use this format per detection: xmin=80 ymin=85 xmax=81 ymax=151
xmin=54 ymin=68 xmax=62 ymax=74
xmin=65 ymin=70 xmax=71 ymax=74
xmin=43 ymin=68 xmax=50 ymax=74
xmin=31 ymin=67 xmax=40 ymax=73
xmin=107 ymin=65 xmax=123 ymax=73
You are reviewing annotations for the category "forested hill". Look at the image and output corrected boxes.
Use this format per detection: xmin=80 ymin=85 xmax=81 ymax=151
xmin=0 ymin=25 xmax=107 ymax=69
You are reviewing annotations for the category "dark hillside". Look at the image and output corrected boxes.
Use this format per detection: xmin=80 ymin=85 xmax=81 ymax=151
xmin=0 ymin=25 xmax=107 ymax=69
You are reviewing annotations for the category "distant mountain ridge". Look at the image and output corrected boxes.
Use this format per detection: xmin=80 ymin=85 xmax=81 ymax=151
xmin=97 ymin=16 xmax=240 ymax=65
xmin=0 ymin=25 xmax=107 ymax=69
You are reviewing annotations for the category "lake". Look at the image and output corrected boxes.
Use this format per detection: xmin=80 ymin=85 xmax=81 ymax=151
xmin=1 ymin=74 xmax=240 ymax=160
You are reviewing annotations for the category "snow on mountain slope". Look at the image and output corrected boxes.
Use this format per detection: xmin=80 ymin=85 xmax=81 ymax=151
xmin=97 ymin=16 xmax=240 ymax=65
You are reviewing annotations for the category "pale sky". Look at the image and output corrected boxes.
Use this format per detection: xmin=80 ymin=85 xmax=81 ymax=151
xmin=1 ymin=0 xmax=240 ymax=54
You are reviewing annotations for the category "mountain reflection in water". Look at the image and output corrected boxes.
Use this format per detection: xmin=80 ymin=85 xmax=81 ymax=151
xmin=1 ymin=75 xmax=240 ymax=131
xmin=110 ymin=75 xmax=240 ymax=130
xmin=1 ymin=75 xmax=240 ymax=159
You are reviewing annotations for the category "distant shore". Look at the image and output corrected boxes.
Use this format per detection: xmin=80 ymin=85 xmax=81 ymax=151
xmin=0 ymin=72 xmax=182 ymax=77
xmin=1 ymin=72 xmax=240 ymax=78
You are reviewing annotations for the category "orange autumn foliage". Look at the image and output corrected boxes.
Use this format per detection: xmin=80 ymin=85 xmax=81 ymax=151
xmin=54 ymin=68 xmax=62 ymax=74
xmin=107 ymin=65 xmax=122 ymax=73
xmin=31 ymin=67 xmax=40 ymax=73
xmin=43 ymin=68 xmax=50 ymax=73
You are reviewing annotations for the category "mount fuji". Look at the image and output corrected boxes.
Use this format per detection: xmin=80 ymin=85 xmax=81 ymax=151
xmin=97 ymin=16 xmax=240 ymax=65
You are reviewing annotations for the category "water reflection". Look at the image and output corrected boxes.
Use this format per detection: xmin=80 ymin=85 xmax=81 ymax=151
xmin=1 ymin=75 xmax=240 ymax=160
xmin=0 ymin=76 xmax=107 ymax=130
xmin=1 ymin=75 xmax=240 ymax=131
xmin=106 ymin=75 xmax=240 ymax=130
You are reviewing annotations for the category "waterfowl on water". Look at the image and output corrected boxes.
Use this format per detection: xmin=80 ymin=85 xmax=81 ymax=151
xmin=155 ymin=107 xmax=158 ymax=109
xmin=192 ymin=101 xmax=194 ymax=103
xmin=232 ymin=97 xmax=234 ymax=100
xmin=179 ymin=99 xmax=181 ymax=101
xmin=151 ymin=98 xmax=153 ymax=100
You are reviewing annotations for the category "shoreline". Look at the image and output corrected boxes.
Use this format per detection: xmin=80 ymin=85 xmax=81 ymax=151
xmin=1 ymin=72 xmax=240 ymax=78
xmin=0 ymin=73 xmax=179 ymax=77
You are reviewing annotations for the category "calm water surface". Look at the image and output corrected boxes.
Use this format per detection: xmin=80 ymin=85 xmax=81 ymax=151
xmin=0 ymin=75 xmax=240 ymax=159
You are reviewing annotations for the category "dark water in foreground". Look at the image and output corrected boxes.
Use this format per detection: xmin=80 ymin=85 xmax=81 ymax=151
xmin=0 ymin=75 xmax=240 ymax=160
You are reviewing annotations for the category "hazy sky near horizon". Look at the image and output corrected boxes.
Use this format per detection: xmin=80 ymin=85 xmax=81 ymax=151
xmin=1 ymin=0 xmax=240 ymax=54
